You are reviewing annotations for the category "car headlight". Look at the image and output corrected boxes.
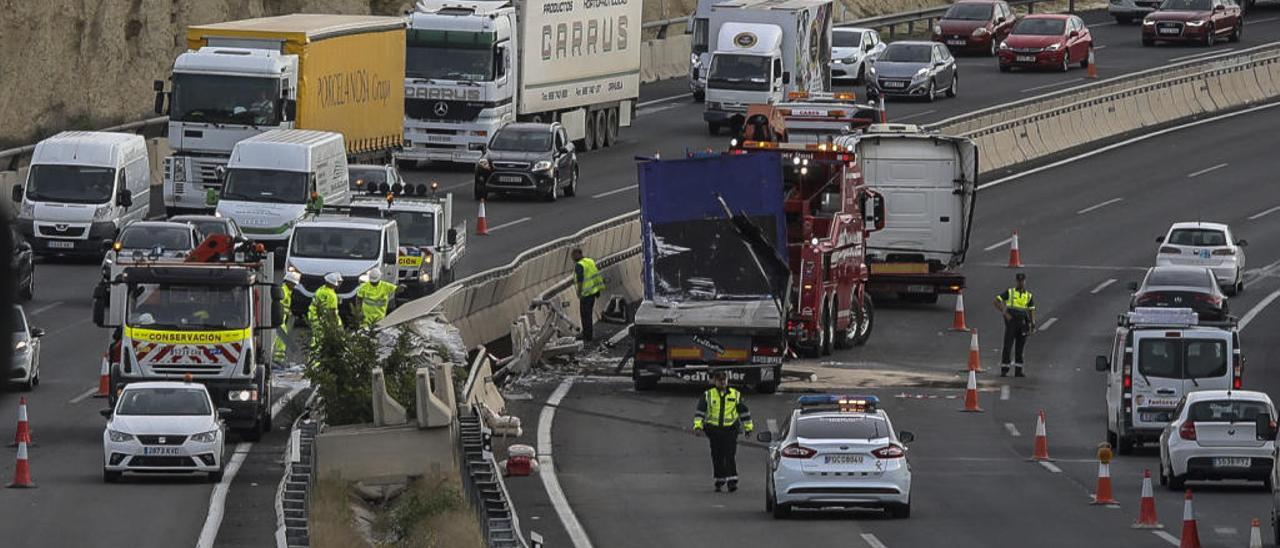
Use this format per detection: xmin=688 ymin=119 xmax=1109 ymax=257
xmin=532 ymin=160 xmax=553 ymax=172
xmin=1143 ymin=19 xmax=1156 ymax=26
xmin=14 ymin=340 xmax=27 ymax=353
xmin=1047 ymin=43 xmax=1062 ymax=51
xmin=691 ymin=53 xmax=700 ymax=66
xmin=932 ymin=24 xmax=942 ymax=35
xmin=1185 ymin=20 xmax=1206 ymax=26
xmin=190 ymin=430 xmax=218 ymax=443
xmin=867 ymin=65 xmax=877 ymax=75
xmin=108 ymin=429 xmax=134 ymax=443
xmin=423 ymin=254 xmax=432 ymax=264
xmin=999 ymin=41 xmax=1010 ymax=50
xmin=972 ymin=27 xmax=991 ymax=37
xmin=419 ymin=272 xmax=431 ymax=283
xmin=914 ymin=67 xmax=930 ymax=79
xmin=227 ymin=389 xmax=258 ymax=402
xmin=842 ymin=54 xmax=858 ymax=64
xmin=93 ymin=205 xmax=114 ymax=221
xmin=477 ymin=158 xmax=491 ymax=170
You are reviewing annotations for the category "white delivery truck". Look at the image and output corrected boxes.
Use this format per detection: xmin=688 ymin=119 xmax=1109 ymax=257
xmin=214 ymin=129 xmax=350 ymax=255
xmin=703 ymin=0 xmax=833 ymax=135
xmin=399 ymin=0 xmax=642 ymax=164
xmin=13 ymin=132 xmax=152 ymax=256
xmin=688 ymin=0 xmax=726 ymax=102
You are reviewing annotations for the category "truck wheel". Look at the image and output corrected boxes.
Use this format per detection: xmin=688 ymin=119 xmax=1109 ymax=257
xmin=834 ymin=296 xmax=853 ymax=350
xmin=821 ymin=304 xmax=834 ymax=356
xmin=634 ymin=376 xmax=659 ymax=391
xmin=1117 ymin=434 xmax=1134 ymax=455
xmin=693 ymin=90 xmax=705 ymax=102
xmin=594 ymin=110 xmax=609 ymax=149
xmin=606 ymin=108 xmax=619 ymax=146
xmin=853 ymin=294 xmax=875 ymax=346
xmin=584 ymin=112 xmax=598 ymax=151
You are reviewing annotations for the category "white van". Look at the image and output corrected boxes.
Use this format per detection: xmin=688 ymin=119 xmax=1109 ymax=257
xmin=14 ymin=132 xmax=151 ymax=256
xmin=1096 ymin=307 xmax=1242 ymax=455
xmin=214 ymin=130 xmax=349 ymax=255
xmin=285 ymin=215 xmax=399 ymax=320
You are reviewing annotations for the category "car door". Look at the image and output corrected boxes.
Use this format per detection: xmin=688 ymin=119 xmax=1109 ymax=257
xmin=995 ymin=3 xmax=1014 ymax=39
xmin=554 ymin=128 xmax=572 ymax=184
xmin=934 ymin=45 xmax=955 ymax=86
xmin=1069 ymin=17 xmax=1088 ymax=59
xmin=1211 ymin=0 xmax=1230 ymax=34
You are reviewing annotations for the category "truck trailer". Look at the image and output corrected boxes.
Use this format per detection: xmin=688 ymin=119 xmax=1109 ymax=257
xmin=155 ymin=14 xmax=407 ymax=215
xmin=400 ymin=0 xmax=643 ymax=164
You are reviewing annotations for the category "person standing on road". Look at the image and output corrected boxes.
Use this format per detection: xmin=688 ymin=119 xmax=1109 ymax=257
xmin=274 ymin=271 xmax=301 ymax=364
xmin=355 ymin=269 xmax=398 ymax=329
xmin=571 ymin=248 xmax=605 ymax=341
xmin=993 ymin=272 xmax=1036 ymax=378
xmin=692 ymin=371 xmax=754 ymax=493
xmin=308 ymin=272 xmax=343 ymax=330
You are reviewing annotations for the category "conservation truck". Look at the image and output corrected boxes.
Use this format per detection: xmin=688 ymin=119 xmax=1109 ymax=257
xmin=155 ymin=14 xmax=407 ymax=215
xmin=93 ymin=236 xmax=282 ymax=440
xmin=703 ymin=0 xmax=833 ymax=135
xmin=400 ymin=0 xmax=642 ymax=164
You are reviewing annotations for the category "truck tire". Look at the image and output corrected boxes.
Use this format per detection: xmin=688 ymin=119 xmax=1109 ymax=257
xmin=606 ymin=108 xmax=619 ymax=146
xmin=821 ymin=303 xmax=834 ymax=356
xmin=595 ymin=110 xmax=609 ymax=149
xmin=853 ymin=294 xmax=874 ymax=346
xmin=584 ymin=112 xmax=598 ymax=151
xmin=634 ymin=376 xmax=659 ymax=391
xmin=835 ymin=294 xmax=854 ymax=350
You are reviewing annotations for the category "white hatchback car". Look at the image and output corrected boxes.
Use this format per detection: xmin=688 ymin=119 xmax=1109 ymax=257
xmin=831 ymin=27 xmax=886 ymax=83
xmin=1159 ymin=390 xmax=1276 ymax=490
xmin=760 ymin=395 xmax=914 ymax=518
xmin=102 ymin=381 xmax=227 ymax=483
xmin=1156 ymin=222 xmax=1247 ymax=295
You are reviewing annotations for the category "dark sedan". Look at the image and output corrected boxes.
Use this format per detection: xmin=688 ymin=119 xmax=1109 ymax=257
xmin=1142 ymin=0 xmax=1242 ymax=46
xmin=933 ymin=0 xmax=1017 ymax=56
xmin=1129 ymin=266 xmax=1229 ymax=321
xmin=474 ymin=123 xmax=579 ymax=202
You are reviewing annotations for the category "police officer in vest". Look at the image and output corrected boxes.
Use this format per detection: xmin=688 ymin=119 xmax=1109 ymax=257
xmin=993 ymin=272 xmax=1036 ymax=377
xmin=571 ymin=248 xmax=605 ymax=341
xmin=355 ymin=269 xmax=398 ymax=329
xmin=692 ymin=370 xmax=754 ymax=492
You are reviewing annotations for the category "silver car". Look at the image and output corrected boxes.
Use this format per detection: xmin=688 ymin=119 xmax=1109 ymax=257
xmin=831 ymin=27 xmax=886 ymax=83
xmin=867 ymin=41 xmax=958 ymax=101
xmin=9 ymin=305 xmax=44 ymax=391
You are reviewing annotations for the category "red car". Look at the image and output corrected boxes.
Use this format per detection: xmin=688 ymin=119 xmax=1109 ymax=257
xmin=997 ymin=14 xmax=1094 ymax=72
xmin=1142 ymin=0 xmax=1242 ymax=47
xmin=932 ymin=0 xmax=1016 ymax=56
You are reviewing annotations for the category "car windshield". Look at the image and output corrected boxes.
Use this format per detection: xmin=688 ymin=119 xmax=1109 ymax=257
xmin=120 ymin=226 xmax=192 ymax=251
xmin=1188 ymin=399 xmax=1271 ymax=422
xmin=707 ymin=54 xmax=771 ymax=91
xmin=117 ymin=387 xmax=212 ymax=416
xmin=25 ymin=164 xmax=116 ymax=204
xmin=1168 ymin=229 xmax=1228 ymax=246
xmin=489 ymin=129 xmax=552 ymax=153
xmin=1012 ymin=18 xmax=1066 ymax=35
xmin=1146 ymin=268 xmax=1213 ymax=288
xmin=221 ymin=169 xmax=309 ymax=204
xmin=389 ymin=211 xmax=437 ymax=247
xmin=944 ymin=3 xmax=994 ymax=20
xmin=291 ymin=226 xmax=382 ymax=260
xmin=406 ymin=29 xmax=497 ymax=81
xmin=1137 ymin=338 xmax=1227 ymax=379
xmin=797 ymin=416 xmax=888 ymax=439
xmin=127 ymin=284 xmax=249 ymax=330
xmin=833 ymin=31 xmax=863 ymax=47
xmin=189 ymin=220 xmax=227 ymax=238
xmin=878 ymin=44 xmax=933 ymax=63
xmin=1160 ymin=0 xmax=1211 ymax=10
xmin=349 ymin=167 xmax=388 ymax=192
xmin=170 ymin=74 xmax=280 ymax=127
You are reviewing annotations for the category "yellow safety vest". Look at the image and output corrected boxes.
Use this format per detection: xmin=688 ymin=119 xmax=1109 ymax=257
xmin=693 ymin=387 xmax=753 ymax=431
xmin=1000 ymin=288 xmax=1035 ymax=311
xmin=357 ymin=280 xmax=397 ymax=327
xmin=308 ymin=285 xmax=341 ymax=328
xmin=577 ymin=258 xmax=605 ymax=298
xmin=281 ymin=284 xmax=292 ymax=315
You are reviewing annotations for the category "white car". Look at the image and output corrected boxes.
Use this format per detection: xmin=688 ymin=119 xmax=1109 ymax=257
xmin=102 ymin=381 xmax=227 ymax=483
xmin=1159 ymin=390 xmax=1275 ymax=490
xmin=760 ymin=395 xmax=914 ymax=518
xmin=8 ymin=305 xmax=43 ymax=391
xmin=1156 ymin=221 xmax=1247 ymax=295
xmin=831 ymin=27 xmax=886 ymax=83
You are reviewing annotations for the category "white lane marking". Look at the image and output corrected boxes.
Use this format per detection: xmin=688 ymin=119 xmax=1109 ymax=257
xmin=1093 ymin=45 xmax=1110 ymax=51
xmin=890 ymin=109 xmax=936 ymax=122
xmin=28 ymin=301 xmax=62 ymax=316
xmin=1000 ymin=384 xmax=1011 ymax=401
xmin=1020 ymin=78 xmax=1085 ymax=93
xmin=1187 ymin=162 xmax=1228 ymax=178
xmin=983 ymin=236 xmax=1014 ymax=252
xmin=1247 ymin=205 xmax=1280 ymax=220
xmin=1091 ymin=278 xmax=1117 ymax=294
xmin=637 ymin=103 xmax=685 ymax=116
xmin=1169 ymin=48 xmax=1235 ymax=62
xmin=637 ymin=93 xmax=691 ymax=108
xmin=1153 ymin=531 xmax=1181 ymax=546
xmin=196 ymin=383 xmax=306 ymax=548
xmin=1004 ymin=422 xmax=1021 ymax=437
xmin=1244 ymin=258 xmax=1280 ymax=288
xmin=487 ymin=216 xmax=532 ymax=233
xmin=1039 ymin=461 xmax=1062 ymax=473
xmin=1038 ymin=317 xmax=1058 ymax=331
xmin=68 ymin=386 xmax=98 ymax=405
xmin=861 ymin=533 xmax=889 ymax=548
xmin=1246 ymin=16 xmax=1279 ymax=25
xmin=1076 ymin=197 xmax=1124 ymax=214
xmin=442 ymin=181 xmax=473 ymax=191
xmin=977 ymin=102 xmax=1280 ymax=191
xmin=1239 ymin=288 xmax=1280 ymax=330
xmin=592 ymin=184 xmax=638 ymax=199
xmin=539 ymin=378 xmax=594 ymax=548
xmin=1213 ymin=526 xmax=1238 ymax=536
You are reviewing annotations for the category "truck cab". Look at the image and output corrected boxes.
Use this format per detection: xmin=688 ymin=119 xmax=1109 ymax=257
xmin=348 ymin=185 xmax=467 ymax=298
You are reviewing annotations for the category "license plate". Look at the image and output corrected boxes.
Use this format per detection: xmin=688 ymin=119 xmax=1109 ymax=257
xmin=947 ymin=39 xmax=967 ymax=46
xmin=499 ymin=176 xmax=522 ymax=183
xmin=47 ymin=240 xmax=73 ymax=249
xmin=143 ymin=447 xmax=181 ymax=456
xmin=883 ymin=81 xmax=906 ymax=89
xmin=1198 ymin=249 xmax=1211 ymax=258
xmin=825 ymin=454 xmax=864 ymax=464
xmin=906 ymin=285 xmax=935 ymax=294
xmin=1016 ymin=55 xmax=1037 ymax=63
xmin=1213 ymin=457 xmax=1250 ymax=468
xmin=1140 ymin=412 xmax=1172 ymax=422
xmin=1159 ymin=27 xmax=1180 ymax=34
xmin=427 ymin=135 xmax=451 ymax=142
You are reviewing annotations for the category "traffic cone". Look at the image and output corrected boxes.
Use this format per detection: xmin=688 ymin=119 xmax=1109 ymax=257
xmin=475 ymin=200 xmax=489 ymax=236
xmin=1091 ymin=461 xmax=1118 ymax=505
xmin=1030 ymin=410 xmax=1052 ymax=461
xmin=1132 ymin=469 xmax=1163 ymax=529
xmin=966 ymin=329 xmax=983 ymax=372
xmin=878 ymin=95 xmax=887 ymax=123
xmin=1007 ymin=230 xmax=1023 ymax=268
xmin=1248 ymin=518 xmax=1261 ymax=548
xmin=959 ymin=370 xmax=983 ymax=412
xmin=1179 ymin=490 xmax=1200 ymax=548
xmin=1086 ymin=48 xmax=1098 ymax=79
xmin=6 ymin=441 xmax=35 ymax=488
xmin=950 ymin=292 xmax=969 ymax=331
xmin=9 ymin=396 xmax=32 ymax=447
xmin=94 ymin=354 xmax=110 ymax=398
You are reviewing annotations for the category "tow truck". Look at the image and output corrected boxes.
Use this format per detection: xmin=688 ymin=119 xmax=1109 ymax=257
xmin=93 ymin=235 xmax=282 ymax=440
xmin=771 ymin=92 xmax=882 ymax=144
xmin=345 ymin=182 xmax=467 ymax=299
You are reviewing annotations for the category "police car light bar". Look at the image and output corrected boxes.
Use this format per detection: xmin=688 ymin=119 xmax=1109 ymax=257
xmin=796 ymin=394 xmax=878 ymax=413
xmin=1124 ymin=307 xmax=1199 ymax=327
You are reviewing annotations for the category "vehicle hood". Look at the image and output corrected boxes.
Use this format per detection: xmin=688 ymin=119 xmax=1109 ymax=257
xmin=1149 ymin=10 xmax=1212 ymax=21
xmin=287 ymin=256 xmax=380 ymax=279
xmin=484 ymin=150 xmax=551 ymax=163
xmin=939 ymin=19 xmax=989 ymax=34
xmin=109 ymin=415 xmax=217 ymax=436
xmin=1004 ymin=34 xmax=1065 ymax=48
xmin=872 ymin=61 xmax=930 ymax=78
xmin=833 ymin=46 xmax=864 ymax=60
xmin=216 ymin=201 xmax=306 ymax=234
xmin=32 ymin=202 xmax=98 ymax=223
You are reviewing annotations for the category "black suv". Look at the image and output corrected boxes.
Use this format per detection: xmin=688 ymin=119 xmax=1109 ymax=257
xmin=474 ymin=122 xmax=578 ymax=202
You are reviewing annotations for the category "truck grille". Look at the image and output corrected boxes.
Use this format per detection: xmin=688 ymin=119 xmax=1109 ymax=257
xmin=138 ymin=435 xmax=188 ymax=446
xmin=190 ymin=157 xmax=227 ymax=186
xmin=150 ymin=365 xmax=225 ymax=376
xmin=406 ymin=98 xmax=487 ymax=122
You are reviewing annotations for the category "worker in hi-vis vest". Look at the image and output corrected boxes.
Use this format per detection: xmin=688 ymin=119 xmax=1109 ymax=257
xmin=571 ymin=248 xmax=605 ymax=341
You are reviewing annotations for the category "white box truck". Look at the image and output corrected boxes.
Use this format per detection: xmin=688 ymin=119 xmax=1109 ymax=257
xmin=703 ymin=0 xmax=833 ymax=135
xmin=399 ymin=0 xmax=642 ymax=164
xmin=687 ymin=0 xmax=727 ymax=102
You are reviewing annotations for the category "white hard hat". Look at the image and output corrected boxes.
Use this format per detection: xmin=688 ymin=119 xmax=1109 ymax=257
xmin=324 ymin=272 xmax=343 ymax=286
xmin=367 ymin=268 xmax=382 ymax=283
xmin=283 ymin=271 xmax=301 ymax=285
xmin=137 ymin=313 xmax=156 ymax=325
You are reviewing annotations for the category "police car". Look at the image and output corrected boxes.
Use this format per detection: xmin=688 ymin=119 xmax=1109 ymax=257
xmin=758 ymin=395 xmax=914 ymax=518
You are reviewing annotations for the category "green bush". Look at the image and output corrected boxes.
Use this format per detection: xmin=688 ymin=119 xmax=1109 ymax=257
xmin=305 ymin=317 xmax=424 ymax=426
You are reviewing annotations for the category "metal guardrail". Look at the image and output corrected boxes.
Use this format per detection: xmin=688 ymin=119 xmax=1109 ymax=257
xmin=0 ymin=115 xmax=167 ymax=170
xmin=458 ymin=406 xmax=530 ymax=548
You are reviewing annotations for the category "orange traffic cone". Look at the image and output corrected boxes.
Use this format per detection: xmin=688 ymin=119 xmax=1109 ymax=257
xmin=959 ymin=370 xmax=983 ymax=412
xmin=1086 ymin=48 xmax=1098 ymax=79
xmin=878 ymin=95 xmax=887 ymax=123
xmin=475 ymin=200 xmax=489 ymax=236
xmin=94 ymin=355 xmax=110 ymax=398
xmin=1007 ymin=230 xmax=1023 ymax=268
xmin=950 ymin=292 xmax=969 ymax=331
xmin=1248 ymin=518 xmax=1262 ymax=548
xmin=6 ymin=441 xmax=35 ymax=488
xmin=1132 ymin=469 xmax=1163 ymax=529
xmin=1030 ymin=410 xmax=1051 ymax=461
xmin=966 ymin=329 xmax=983 ymax=372
xmin=1180 ymin=490 xmax=1200 ymax=548
xmin=1091 ymin=461 xmax=1118 ymax=505
xmin=10 ymin=396 xmax=32 ymax=448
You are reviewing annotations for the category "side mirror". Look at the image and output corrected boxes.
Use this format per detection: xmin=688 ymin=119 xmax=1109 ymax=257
xmin=384 ymin=251 xmax=397 ymax=264
xmin=1213 ymin=4 xmax=1225 ymax=10
xmin=1237 ymin=239 xmax=1248 ymax=247
xmin=1127 ymin=281 xmax=1139 ymax=291
xmin=447 ymin=228 xmax=458 ymax=246
xmin=565 ymin=141 xmax=575 ymax=153
xmin=117 ymin=189 xmax=133 ymax=208
xmin=1256 ymin=413 xmax=1276 ymax=441
xmin=217 ymin=408 xmax=234 ymax=418
xmin=283 ymin=100 xmax=297 ymax=121
xmin=1069 ymin=30 xmax=1079 ymax=38
xmin=996 ymin=16 xmax=1005 ymax=23
xmin=29 ymin=328 xmax=44 ymax=338
xmin=153 ymin=80 xmax=166 ymax=115
xmin=101 ymin=239 xmax=115 ymax=252
xmin=781 ymin=71 xmax=791 ymax=84
xmin=864 ymin=42 xmax=874 ymax=52
xmin=755 ymin=431 xmax=773 ymax=443
xmin=11 ymin=185 xmax=22 ymax=205
xmin=100 ymin=408 xmax=113 ymax=419
xmin=214 ymin=165 xmax=227 ymax=182
xmin=899 ymin=430 xmax=916 ymax=443
xmin=1095 ymin=355 xmax=1109 ymax=372
xmin=1156 ymin=235 xmax=1165 ymax=243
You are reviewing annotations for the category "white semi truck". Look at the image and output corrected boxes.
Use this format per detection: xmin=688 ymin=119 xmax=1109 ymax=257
xmin=703 ymin=0 xmax=833 ymax=135
xmin=400 ymin=0 xmax=642 ymax=164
